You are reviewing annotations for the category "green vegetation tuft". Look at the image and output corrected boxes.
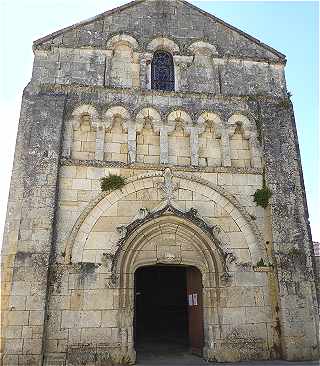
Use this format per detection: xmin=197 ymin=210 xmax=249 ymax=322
xmin=253 ymin=169 xmax=272 ymax=208
xmin=100 ymin=174 xmax=126 ymax=192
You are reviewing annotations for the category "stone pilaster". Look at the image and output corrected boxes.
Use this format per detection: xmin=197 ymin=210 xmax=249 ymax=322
xmin=95 ymin=126 xmax=105 ymax=161
xmin=259 ymin=98 xmax=319 ymax=360
xmin=185 ymin=124 xmax=205 ymax=166
xmin=248 ymin=133 xmax=262 ymax=168
xmin=1 ymin=86 xmax=66 ymax=365
xmin=221 ymin=129 xmax=232 ymax=167
xmin=139 ymin=52 xmax=153 ymax=90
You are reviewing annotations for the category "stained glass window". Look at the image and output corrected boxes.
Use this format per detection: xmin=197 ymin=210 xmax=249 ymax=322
xmin=151 ymin=51 xmax=175 ymax=91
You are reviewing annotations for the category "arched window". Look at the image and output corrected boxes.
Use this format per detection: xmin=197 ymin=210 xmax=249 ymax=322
xmin=151 ymin=51 xmax=175 ymax=91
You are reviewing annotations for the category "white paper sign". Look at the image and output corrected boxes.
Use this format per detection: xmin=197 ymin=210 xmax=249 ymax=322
xmin=193 ymin=293 xmax=198 ymax=306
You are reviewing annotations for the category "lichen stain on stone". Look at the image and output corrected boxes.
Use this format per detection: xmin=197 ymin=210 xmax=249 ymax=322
xmin=221 ymin=328 xmax=266 ymax=361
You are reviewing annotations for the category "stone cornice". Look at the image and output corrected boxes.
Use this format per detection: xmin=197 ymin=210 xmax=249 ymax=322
xmin=38 ymin=83 xmax=287 ymax=102
xmin=60 ymin=157 xmax=263 ymax=175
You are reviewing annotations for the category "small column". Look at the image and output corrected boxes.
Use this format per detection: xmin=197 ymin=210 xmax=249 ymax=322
xmin=103 ymin=50 xmax=113 ymax=87
xmin=139 ymin=53 xmax=153 ymax=90
xmin=95 ymin=126 xmax=105 ymax=161
xmin=127 ymin=124 xmax=137 ymax=164
xmin=248 ymin=134 xmax=262 ymax=168
xmin=185 ymin=125 xmax=205 ymax=166
xmin=221 ymin=130 xmax=232 ymax=167
xmin=160 ymin=127 xmax=169 ymax=164
xmin=190 ymin=128 xmax=199 ymax=166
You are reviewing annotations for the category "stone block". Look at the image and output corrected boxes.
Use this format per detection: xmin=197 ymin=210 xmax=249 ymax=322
xmin=144 ymin=135 xmax=159 ymax=145
xmin=72 ymin=179 xmax=91 ymax=190
xmin=11 ymin=281 xmax=31 ymax=296
xmin=21 ymin=326 xmax=33 ymax=338
xmin=9 ymin=295 xmax=26 ymax=310
xmin=29 ymin=310 xmax=44 ymax=326
xmin=137 ymin=144 xmax=148 ymax=155
xmin=80 ymin=327 xmax=112 ymax=343
xmin=85 ymin=232 xmax=114 ymax=250
xmin=220 ymin=307 xmax=246 ymax=325
xmin=5 ymin=338 xmax=23 ymax=354
xmin=49 ymin=295 xmax=71 ymax=310
xmin=92 ymin=216 xmax=130 ymax=232
xmin=117 ymin=201 xmax=143 ymax=217
xmin=105 ymin=142 xmax=121 ymax=153
xmin=245 ymin=305 xmax=272 ymax=323
xmin=5 ymin=325 xmax=22 ymax=338
xmin=72 ymin=151 xmax=90 ymax=160
xmin=86 ymin=167 xmax=105 ymax=179
xmin=144 ymin=155 xmax=160 ymax=164
xmin=8 ymin=311 xmax=29 ymax=326
xmin=82 ymin=250 xmax=97 ymax=263
xmin=26 ymin=295 xmax=46 ymax=310
xmin=76 ymin=166 xmax=88 ymax=178
xmin=23 ymin=339 xmax=42 ymax=355
xmin=83 ymin=289 xmax=114 ymax=310
xmin=61 ymin=310 xmax=101 ymax=328
xmin=218 ymin=173 xmax=232 ymax=186
xmin=2 ymin=355 xmax=19 ymax=365
xmin=111 ymin=153 xmax=127 ymax=162
xmin=148 ymin=145 xmax=160 ymax=155
xmin=178 ymin=189 xmax=193 ymax=201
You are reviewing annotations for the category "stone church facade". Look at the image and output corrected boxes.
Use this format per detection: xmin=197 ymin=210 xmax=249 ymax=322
xmin=1 ymin=0 xmax=319 ymax=365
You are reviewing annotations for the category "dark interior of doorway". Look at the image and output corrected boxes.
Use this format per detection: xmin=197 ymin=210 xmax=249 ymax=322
xmin=135 ymin=265 xmax=189 ymax=359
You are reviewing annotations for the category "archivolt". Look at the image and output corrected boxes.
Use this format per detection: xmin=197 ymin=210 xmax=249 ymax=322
xmin=64 ymin=170 xmax=264 ymax=264
xmin=115 ymin=213 xmax=224 ymax=296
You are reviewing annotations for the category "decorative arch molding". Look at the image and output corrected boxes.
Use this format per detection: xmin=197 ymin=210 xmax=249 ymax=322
xmin=147 ymin=36 xmax=180 ymax=53
xmin=167 ymin=109 xmax=192 ymax=126
xmin=188 ymin=41 xmax=218 ymax=56
xmin=62 ymin=104 xmax=101 ymax=159
xmin=103 ymin=105 xmax=139 ymax=163
xmin=135 ymin=106 xmax=161 ymax=132
xmin=197 ymin=111 xmax=223 ymax=137
xmin=64 ymin=170 xmax=264 ymax=265
xmin=227 ymin=113 xmax=255 ymax=138
xmin=71 ymin=104 xmax=101 ymax=130
xmin=104 ymin=105 xmax=131 ymax=131
xmin=112 ymin=209 xmax=230 ymax=361
xmin=227 ymin=113 xmax=262 ymax=168
xmin=106 ymin=34 xmax=139 ymax=50
xmin=111 ymin=203 xmax=231 ymax=285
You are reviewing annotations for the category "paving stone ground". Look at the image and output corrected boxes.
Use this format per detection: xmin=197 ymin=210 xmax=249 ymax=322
xmin=136 ymin=341 xmax=319 ymax=366
xmin=137 ymin=358 xmax=319 ymax=366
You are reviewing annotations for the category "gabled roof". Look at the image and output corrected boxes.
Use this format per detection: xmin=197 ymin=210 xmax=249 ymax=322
xmin=33 ymin=0 xmax=286 ymax=61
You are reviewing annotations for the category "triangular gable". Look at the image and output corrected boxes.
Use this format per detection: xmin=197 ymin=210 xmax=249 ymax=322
xmin=33 ymin=0 xmax=286 ymax=62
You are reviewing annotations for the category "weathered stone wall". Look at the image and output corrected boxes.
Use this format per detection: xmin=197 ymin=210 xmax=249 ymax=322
xmin=258 ymin=99 xmax=319 ymax=360
xmin=31 ymin=0 xmax=286 ymax=97
xmin=1 ymin=0 xmax=319 ymax=365
xmin=1 ymin=86 xmax=66 ymax=365
xmin=44 ymin=167 xmax=275 ymax=365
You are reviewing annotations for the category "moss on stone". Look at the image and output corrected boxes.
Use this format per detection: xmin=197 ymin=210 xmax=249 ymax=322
xmin=101 ymin=174 xmax=126 ymax=192
xmin=254 ymin=169 xmax=272 ymax=208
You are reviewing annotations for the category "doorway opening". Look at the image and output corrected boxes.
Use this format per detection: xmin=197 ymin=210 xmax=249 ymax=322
xmin=134 ymin=265 xmax=204 ymax=361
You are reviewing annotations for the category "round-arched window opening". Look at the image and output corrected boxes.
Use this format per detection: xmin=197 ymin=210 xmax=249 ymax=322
xmin=151 ymin=51 xmax=175 ymax=91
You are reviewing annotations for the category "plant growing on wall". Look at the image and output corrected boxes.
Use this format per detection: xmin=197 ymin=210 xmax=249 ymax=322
xmin=100 ymin=174 xmax=126 ymax=192
xmin=256 ymin=258 xmax=266 ymax=267
xmin=253 ymin=169 xmax=272 ymax=208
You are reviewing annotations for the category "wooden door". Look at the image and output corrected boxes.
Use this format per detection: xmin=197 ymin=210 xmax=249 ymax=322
xmin=186 ymin=267 xmax=204 ymax=356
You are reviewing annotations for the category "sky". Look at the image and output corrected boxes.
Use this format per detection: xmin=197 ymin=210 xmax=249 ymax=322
xmin=0 ymin=0 xmax=319 ymax=243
